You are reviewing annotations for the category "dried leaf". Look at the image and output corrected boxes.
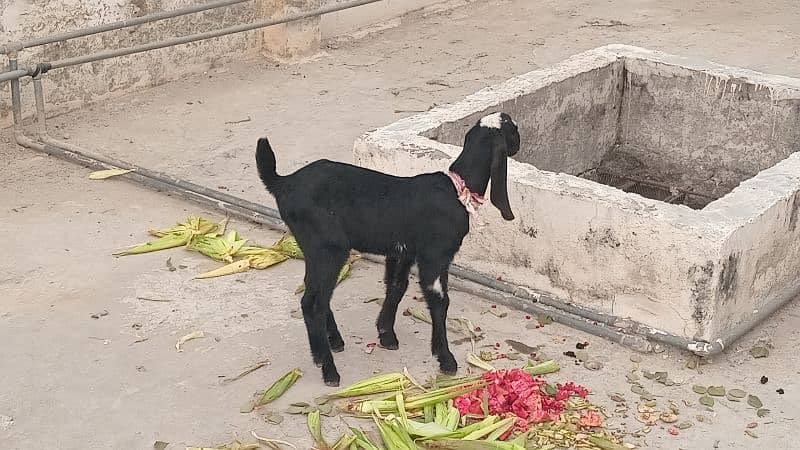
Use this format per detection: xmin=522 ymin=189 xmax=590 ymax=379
xmin=659 ymin=412 xmax=678 ymax=423
xmin=631 ymin=385 xmax=646 ymax=395
xmin=290 ymin=309 xmax=303 ymax=319
xmin=745 ymin=430 xmax=759 ymax=439
xmin=610 ymin=393 xmax=626 ymax=403
xmin=642 ymin=371 xmax=656 ymax=380
xmin=153 ymin=441 xmax=169 ymax=450
xmin=536 ymin=313 xmax=553 ymax=325
xmin=749 ymin=346 xmax=769 ymax=358
xmin=654 ymin=371 xmax=668 ymax=381
xmin=699 ymin=395 xmax=714 ymax=408
xmin=692 ymin=385 xmax=707 ymax=394
xmin=728 ymin=389 xmax=746 ymax=398
xmin=584 ymin=360 xmax=603 ymax=371
xmin=263 ymin=410 xmax=284 ymax=424
xmin=727 ymin=393 xmax=741 ymax=402
xmin=285 ymin=405 xmax=305 ymax=415
xmin=630 ymin=355 xmax=643 ymax=364
xmin=757 ymin=408 xmax=770 ymax=417
xmin=747 ymin=395 xmax=763 ymax=409
xmin=175 ymin=331 xmax=205 ymax=352
xmin=708 ymin=386 xmax=726 ymax=397
xmin=89 ymin=168 xmax=134 ymax=179
xmin=676 ymin=421 xmax=693 ymax=430
xmin=746 ymin=422 xmax=758 ymax=429
xmin=314 ymin=395 xmax=330 ymax=406
xmin=504 ymin=339 xmax=540 ymax=355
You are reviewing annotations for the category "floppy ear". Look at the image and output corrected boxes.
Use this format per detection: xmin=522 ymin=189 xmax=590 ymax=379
xmin=490 ymin=133 xmax=515 ymax=221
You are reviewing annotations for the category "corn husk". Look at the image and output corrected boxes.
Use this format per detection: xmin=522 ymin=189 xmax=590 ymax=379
xmin=241 ymin=368 xmax=302 ymax=413
xmin=308 ymin=409 xmax=329 ymax=449
xmin=115 ymin=216 xmax=221 ymax=256
xmin=466 ymin=353 xmax=495 ymax=372
xmin=188 ymin=230 xmax=248 ymax=262
xmin=246 ymin=249 xmax=290 ymax=269
xmin=272 ymin=234 xmax=304 ymax=259
xmin=195 ymin=259 xmax=252 ymax=279
xmin=88 ymin=168 xmax=134 ymax=179
xmin=329 ymin=373 xmax=410 ymax=398
xmin=296 ymin=254 xmax=361 ymax=294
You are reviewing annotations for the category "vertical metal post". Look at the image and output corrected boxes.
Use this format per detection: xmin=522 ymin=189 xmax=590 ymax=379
xmin=8 ymin=53 xmax=22 ymax=127
xmin=32 ymin=76 xmax=46 ymax=138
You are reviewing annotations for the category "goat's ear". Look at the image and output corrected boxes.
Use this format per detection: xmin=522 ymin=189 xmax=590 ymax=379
xmin=490 ymin=134 xmax=515 ymax=221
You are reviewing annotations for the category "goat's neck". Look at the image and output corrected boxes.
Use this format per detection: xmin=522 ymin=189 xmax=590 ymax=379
xmin=449 ymin=142 xmax=491 ymax=196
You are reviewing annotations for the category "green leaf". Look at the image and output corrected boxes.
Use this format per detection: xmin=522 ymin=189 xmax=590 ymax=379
xmin=692 ymin=385 xmax=707 ymax=394
xmin=699 ymin=395 xmax=714 ymax=408
xmin=747 ymin=395 xmax=763 ymax=409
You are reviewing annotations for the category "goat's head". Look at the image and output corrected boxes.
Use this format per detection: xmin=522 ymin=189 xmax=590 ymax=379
xmin=449 ymin=112 xmax=520 ymax=220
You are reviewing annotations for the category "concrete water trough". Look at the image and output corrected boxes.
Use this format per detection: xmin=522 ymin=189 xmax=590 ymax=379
xmin=354 ymin=45 xmax=800 ymax=354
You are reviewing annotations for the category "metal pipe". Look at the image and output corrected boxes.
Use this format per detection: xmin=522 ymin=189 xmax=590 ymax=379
xmin=33 ymin=77 xmax=46 ymax=137
xmin=0 ymin=69 xmax=31 ymax=82
xmin=29 ymin=125 xmax=798 ymax=357
xmin=46 ymin=0 xmax=382 ymax=71
xmin=8 ymin=56 xmax=22 ymax=126
xmin=0 ymin=0 xmax=251 ymax=55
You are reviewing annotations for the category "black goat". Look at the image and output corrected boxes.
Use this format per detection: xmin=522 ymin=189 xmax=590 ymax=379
xmin=256 ymin=112 xmax=520 ymax=386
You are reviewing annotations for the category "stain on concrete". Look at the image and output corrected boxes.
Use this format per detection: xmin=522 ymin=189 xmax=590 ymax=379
xmin=717 ymin=253 xmax=740 ymax=304
xmin=788 ymin=193 xmax=800 ymax=232
xmin=583 ymin=227 xmax=621 ymax=249
xmin=538 ymin=257 xmax=563 ymax=288
xmin=688 ymin=261 xmax=714 ymax=335
xmin=520 ymin=222 xmax=538 ymax=238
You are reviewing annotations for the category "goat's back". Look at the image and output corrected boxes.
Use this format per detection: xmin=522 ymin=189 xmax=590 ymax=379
xmin=274 ymin=160 xmax=469 ymax=256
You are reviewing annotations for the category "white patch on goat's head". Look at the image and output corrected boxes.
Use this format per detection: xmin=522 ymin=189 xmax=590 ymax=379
xmin=395 ymin=242 xmax=407 ymax=253
xmin=430 ymin=277 xmax=443 ymax=296
xmin=479 ymin=112 xmax=504 ymax=129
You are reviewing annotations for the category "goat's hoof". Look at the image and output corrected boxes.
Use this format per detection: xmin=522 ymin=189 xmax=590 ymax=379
xmin=438 ymin=354 xmax=458 ymax=376
xmin=323 ymin=368 xmax=341 ymax=387
xmin=379 ymin=334 xmax=399 ymax=350
xmin=330 ymin=341 xmax=345 ymax=353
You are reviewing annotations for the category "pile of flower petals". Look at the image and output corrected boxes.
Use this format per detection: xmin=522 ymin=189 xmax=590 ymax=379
xmin=453 ymin=369 xmax=592 ymax=432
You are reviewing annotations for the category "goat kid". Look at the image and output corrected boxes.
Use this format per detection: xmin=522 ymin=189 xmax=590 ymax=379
xmin=256 ymin=112 xmax=520 ymax=386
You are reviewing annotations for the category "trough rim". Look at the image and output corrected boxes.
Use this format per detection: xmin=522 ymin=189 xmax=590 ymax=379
xmin=359 ymin=44 xmax=800 ymax=244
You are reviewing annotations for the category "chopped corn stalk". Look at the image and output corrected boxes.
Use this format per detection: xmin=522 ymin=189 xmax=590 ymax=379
xmin=522 ymin=359 xmax=560 ymax=376
xmin=420 ymin=439 xmax=526 ymax=450
xmin=345 ymin=381 xmax=486 ymax=415
xmin=329 ymin=373 xmax=410 ymax=398
xmin=296 ymin=254 xmax=361 ymax=294
xmin=350 ymin=428 xmax=381 ymax=450
xmin=466 ymin=353 xmax=496 ymax=371
xmin=88 ymin=168 xmax=134 ymax=179
xmin=240 ymin=368 xmax=302 ymax=413
xmin=374 ymin=415 xmax=418 ymax=450
xmin=331 ymin=434 xmax=356 ymax=450
xmin=308 ymin=410 xmax=329 ymax=449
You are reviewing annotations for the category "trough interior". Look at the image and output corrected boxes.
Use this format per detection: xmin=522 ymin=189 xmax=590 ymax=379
xmin=428 ymin=57 xmax=800 ymax=209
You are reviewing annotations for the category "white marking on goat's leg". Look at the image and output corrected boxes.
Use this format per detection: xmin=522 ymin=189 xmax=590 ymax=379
xmin=479 ymin=112 xmax=503 ymax=129
xmin=430 ymin=277 xmax=443 ymax=296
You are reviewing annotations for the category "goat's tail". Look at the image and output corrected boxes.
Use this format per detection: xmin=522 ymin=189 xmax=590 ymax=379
xmin=255 ymin=137 xmax=283 ymax=194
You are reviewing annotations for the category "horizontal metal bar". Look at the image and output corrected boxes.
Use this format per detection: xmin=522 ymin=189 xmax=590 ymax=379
xmin=48 ymin=0 xmax=382 ymax=71
xmin=0 ymin=0 xmax=250 ymax=55
xmin=0 ymin=68 xmax=30 ymax=82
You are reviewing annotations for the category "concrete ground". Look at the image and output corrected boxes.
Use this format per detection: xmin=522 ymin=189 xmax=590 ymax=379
xmin=1 ymin=0 xmax=799 ymax=449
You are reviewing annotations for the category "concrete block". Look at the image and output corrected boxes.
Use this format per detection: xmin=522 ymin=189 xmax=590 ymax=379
xmin=354 ymin=45 xmax=800 ymax=352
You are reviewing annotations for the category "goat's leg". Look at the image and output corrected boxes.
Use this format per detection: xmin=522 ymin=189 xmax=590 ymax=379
xmin=418 ymin=259 xmax=457 ymax=375
xmin=376 ymin=254 xmax=414 ymax=350
xmin=327 ymin=310 xmax=345 ymax=352
xmin=300 ymin=248 xmax=349 ymax=386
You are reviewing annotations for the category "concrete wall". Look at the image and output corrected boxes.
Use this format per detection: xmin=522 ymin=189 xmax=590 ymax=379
xmin=430 ymin=60 xmax=623 ymax=175
xmin=620 ymin=58 xmax=800 ymax=201
xmin=0 ymin=0 xmax=452 ymax=126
